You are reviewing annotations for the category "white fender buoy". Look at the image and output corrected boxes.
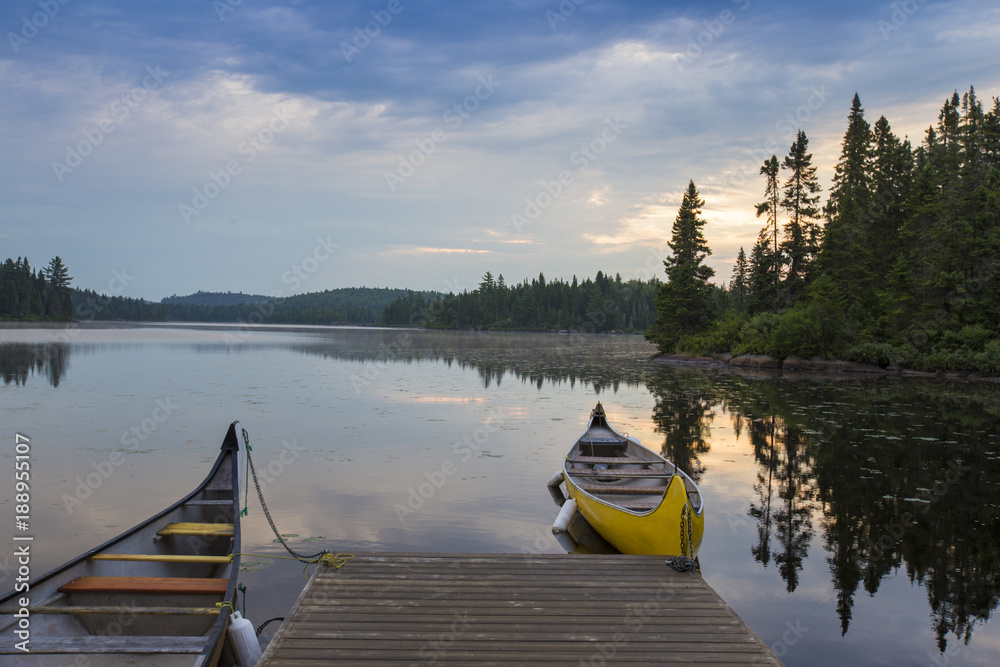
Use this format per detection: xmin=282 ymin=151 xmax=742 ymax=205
xmin=228 ymin=611 xmax=262 ymax=666
xmin=552 ymin=498 xmax=578 ymax=534
xmin=551 ymin=499 xmax=579 ymax=553
xmin=547 ymin=470 xmax=567 ymax=507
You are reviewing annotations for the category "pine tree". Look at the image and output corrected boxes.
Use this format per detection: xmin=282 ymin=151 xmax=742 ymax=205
xmin=780 ymin=131 xmax=822 ymax=295
xmin=820 ymin=93 xmax=874 ymax=308
xmin=45 ymin=256 xmax=73 ymax=290
xmin=868 ymin=116 xmax=913 ymax=313
xmin=755 ymin=154 xmax=783 ymax=283
xmin=646 ymin=181 xmax=715 ymax=351
xmin=747 ymin=231 xmax=779 ymax=315
xmin=729 ymin=247 xmax=749 ymax=312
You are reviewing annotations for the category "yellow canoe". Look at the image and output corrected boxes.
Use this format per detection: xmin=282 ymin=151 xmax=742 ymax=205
xmin=562 ymin=402 xmax=704 ymax=556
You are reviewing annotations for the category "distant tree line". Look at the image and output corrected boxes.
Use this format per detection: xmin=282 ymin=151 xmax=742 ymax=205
xmin=161 ymin=291 xmax=273 ymax=307
xmin=648 ymin=86 xmax=1000 ymax=374
xmin=70 ymin=287 xmax=429 ymax=325
xmin=0 ymin=257 xmax=74 ymax=321
xmin=381 ymin=271 xmax=662 ymax=333
xmin=0 ymin=267 xmax=435 ymax=326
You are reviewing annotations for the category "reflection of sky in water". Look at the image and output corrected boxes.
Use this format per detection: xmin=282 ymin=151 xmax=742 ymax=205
xmin=1 ymin=324 xmax=999 ymax=666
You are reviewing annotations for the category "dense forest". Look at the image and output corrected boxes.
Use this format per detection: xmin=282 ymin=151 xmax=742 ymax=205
xmin=67 ymin=287 xmax=431 ymax=325
xmin=648 ymin=87 xmax=1000 ymax=374
xmin=380 ymin=271 xmax=661 ymax=333
xmin=161 ymin=291 xmax=273 ymax=307
xmin=0 ymin=257 xmax=74 ymax=321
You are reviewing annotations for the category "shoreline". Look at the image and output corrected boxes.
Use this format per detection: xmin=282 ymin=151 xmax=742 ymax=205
xmin=652 ymin=352 xmax=1000 ymax=384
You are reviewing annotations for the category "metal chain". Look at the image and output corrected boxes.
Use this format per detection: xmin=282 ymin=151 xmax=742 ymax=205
xmin=245 ymin=440 xmax=328 ymax=562
xmin=679 ymin=505 xmax=687 ymax=557
xmin=668 ymin=505 xmax=698 ymax=572
xmin=685 ymin=504 xmax=694 ymax=559
xmin=668 ymin=556 xmax=698 ymax=572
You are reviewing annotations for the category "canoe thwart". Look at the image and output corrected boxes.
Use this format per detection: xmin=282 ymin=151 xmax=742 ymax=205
xmin=58 ymin=576 xmax=230 ymax=596
xmin=156 ymin=522 xmax=234 ymax=537
xmin=91 ymin=554 xmax=232 ymax=564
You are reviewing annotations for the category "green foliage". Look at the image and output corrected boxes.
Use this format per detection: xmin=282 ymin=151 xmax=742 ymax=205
xmin=678 ymin=311 xmax=749 ymax=355
xmin=382 ymin=271 xmax=660 ymax=333
xmin=842 ymin=341 xmax=903 ymax=368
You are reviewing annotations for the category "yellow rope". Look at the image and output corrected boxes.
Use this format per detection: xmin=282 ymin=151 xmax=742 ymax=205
xmin=215 ymin=601 xmax=234 ymax=613
xmin=318 ymin=553 xmax=354 ymax=569
xmin=232 ymin=552 xmax=355 ymax=579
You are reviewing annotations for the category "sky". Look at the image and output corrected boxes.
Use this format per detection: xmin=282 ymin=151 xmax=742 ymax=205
xmin=2 ymin=0 xmax=999 ymax=301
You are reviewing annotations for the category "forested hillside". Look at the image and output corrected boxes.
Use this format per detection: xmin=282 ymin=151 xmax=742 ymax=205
xmin=380 ymin=271 xmax=664 ymax=333
xmin=161 ymin=291 xmax=273 ymax=307
xmin=66 ymin=286 xmax=436 ymax=325
xmin=649 ymin=87 xmax=1000 ymax=373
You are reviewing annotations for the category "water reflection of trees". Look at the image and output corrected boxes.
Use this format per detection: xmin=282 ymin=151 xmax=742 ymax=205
xmin=646 ymin=368 xmax=1000 ymax=652
xmin=0 ymin=329 xmax=657 ymax=394
xmin=283 ymin=329 xmax=655 ymax=393
xmin=720 ymin=379 xmax=816 ymax=593
xmin=646 ymin=372 xmax=714 ymax=482
xmin=0 ymin=343 xmax=70 ymax=387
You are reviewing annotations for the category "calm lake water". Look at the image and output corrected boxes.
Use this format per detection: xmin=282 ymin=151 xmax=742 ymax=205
xmin=2 ymin=324 xmax=999 ymax=666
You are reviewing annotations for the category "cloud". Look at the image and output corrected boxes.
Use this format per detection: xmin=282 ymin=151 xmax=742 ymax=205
xmin=380 ymin=246 xmax=494 ymax=256
xmin=2 ymin=0 xmax=998 ymax=297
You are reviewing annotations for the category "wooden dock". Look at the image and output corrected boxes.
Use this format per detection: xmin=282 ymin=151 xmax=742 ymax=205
xmin=258 ymin=553 xmax=784 ymax=666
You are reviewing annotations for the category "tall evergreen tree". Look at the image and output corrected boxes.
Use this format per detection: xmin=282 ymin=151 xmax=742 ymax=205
xmin=820 ymin=93 xmax=874 ymax=308
xmin=781 ymin=131 xmax=822 ymax=295
xmin=729 ymin=247 xmax=749 ymax=312
xmin=868 ymin=116 xmax=913 ymax=314
xmin=45 ymin=256 xmax=73 ymax=289
xmin=747 ymin=231 xmax=779 ymax=315
xmin=646 ymin=181 xmax=715 ymax=351
xmin=754 ymin=155 xmax=783 ymax=309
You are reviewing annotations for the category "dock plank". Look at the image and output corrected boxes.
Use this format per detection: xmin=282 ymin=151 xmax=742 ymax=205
xmin=260 ymin=553 xmax=783 ymax=666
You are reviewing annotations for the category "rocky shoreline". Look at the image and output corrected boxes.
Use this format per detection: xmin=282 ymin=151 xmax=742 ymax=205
xmin=652 ymin=353 xmax=1000 ymax=383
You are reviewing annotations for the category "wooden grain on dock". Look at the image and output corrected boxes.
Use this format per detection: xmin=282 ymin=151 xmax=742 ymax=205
xmin=258 ymin=553 xmax=784 ymax=666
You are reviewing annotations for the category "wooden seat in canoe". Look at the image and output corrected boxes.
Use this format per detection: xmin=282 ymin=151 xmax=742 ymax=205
xmin=566 ymin=456 xmax=653 ymax=464
xmin=156 ymin=522 xmax=234 ymax=537
xmin=575 ymin=484 xmax=666 ymax=495
xmin=58 ymin=576 xmax=229 ymax=596
xmin=615 ymin=501 xmax=660 ymax=511
xmin=569 ymin=469 xmax=673 ymax=478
